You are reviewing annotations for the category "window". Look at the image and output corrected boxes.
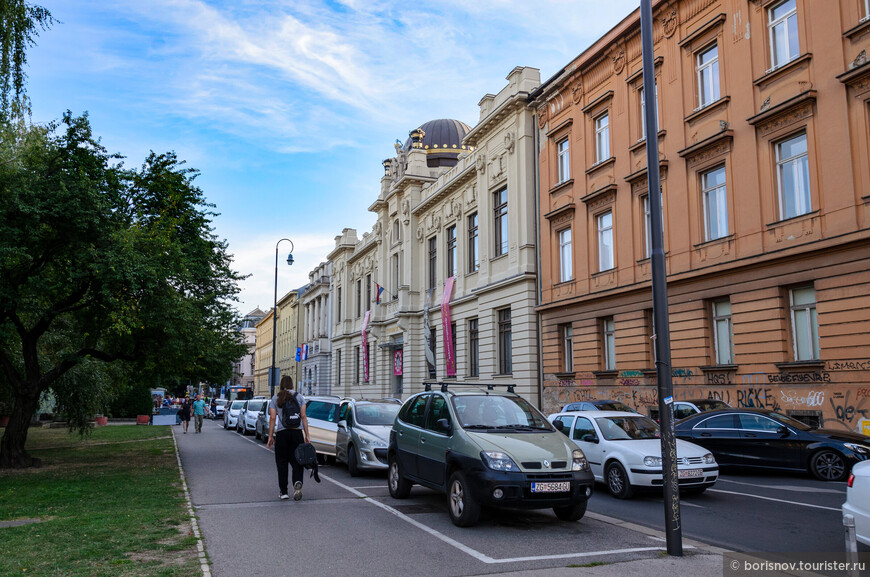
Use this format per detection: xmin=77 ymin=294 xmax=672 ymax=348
xmin=446 ymin=225 xmax=457 ymax=278
xmin=335 ymin=349 xmax=342 ymax=385
xmin=354 ymin=345 xmax=360 ymax=383
xmin=642 ymin=195 xmax=651 ymax=258
xmin=864 ymin=0 xmax=870 ymax=21
xmin=712 ymin=300 xmax=733 ymax=365
xmin=557 ymin=138 xmax=570 ymax=182
xmin=597 ymin=211 xmax=614 ymax=271
xmin=702 ymin=165 xmax=728 ymax=241
xmin=364 ymin=343 xmax=370 ymax=383
xmin=639 ymin=82 xmax=659 ymax=140
xmin=428 ymin=236 xmax=437 ymax=290
xmin=337 ymin=287 xmax=342 ymax=322
xmin=403 ymin=394 xmax=429 ymax=428
xmin=494 ymin=188 xmax=508 ymax=257
xmin=572 ymin=417 xmax=595 ymax=442
xmin=776 ymin=132 xmax=811 ymax=220
xmin=558 ymin=228 xmax=573 ymax=282
xmin=603 ymin=317 xmax=615 ymax=371
xmin=769 ymin=0 xmax=798 ymax=69
xmin=467 ymin=212 xmax=479 ymax=272
xmin=497 ymin=308 xmax=512 ymax=374
xmin=425 ymin=395 xmax=451 ymax=431
xmin=560 ymin=323 xmax=574 ymax=372
xmin=790 ymin=286 xmax=819 ymax=361
xmin=365 ymin=274 xmax=372 ymax=312
xmin=595 ymin=112 xmax=610 ymax=163
xmin=468 ymin=318 xmax=479 ymax=377
xmin=391 ymin=254 xmax=399 ymax=299
xmin=393 ymin=219 xmax=400 ymax=243
xmin=356 ymin=279 xmax=362 ymax=317
xmin=697 ymin=44 xmax=720 ymax=108
xmin=738 ymin=414 xmax=782 ymax=432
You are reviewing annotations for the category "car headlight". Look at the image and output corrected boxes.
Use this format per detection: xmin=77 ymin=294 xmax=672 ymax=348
xmin=358 ymin=433 xmax=387 ymax=448
xmin=572 ymin=449 xmax=589 ymax=471
xmin=844 ymin=443 xmax=870 ymax=455
xmin=643 ymin=456 xmax=663 ymax=467
xmin=481 ymin=451 xmax=520 ymax=472
xmin=703 ymin=453 xmax=716 ymax=464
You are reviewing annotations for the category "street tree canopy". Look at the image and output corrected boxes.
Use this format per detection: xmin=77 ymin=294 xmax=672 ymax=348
xmin=0 ymin=113 xmax=248 ymax=468
xmin=0 ymin=0 xmax=53 ymax=120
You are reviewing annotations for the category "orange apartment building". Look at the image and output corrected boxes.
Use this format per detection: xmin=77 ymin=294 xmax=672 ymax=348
xmin=532 ymin=0 xmax=870 ymax=432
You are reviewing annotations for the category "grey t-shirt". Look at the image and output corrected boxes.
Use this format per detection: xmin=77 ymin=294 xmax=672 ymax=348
xmin=269 ymin=391 xmax=306 ymax=433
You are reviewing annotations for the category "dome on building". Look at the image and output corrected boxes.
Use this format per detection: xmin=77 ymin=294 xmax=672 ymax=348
xmin=403 ymin=118 xmax=473 ymax=169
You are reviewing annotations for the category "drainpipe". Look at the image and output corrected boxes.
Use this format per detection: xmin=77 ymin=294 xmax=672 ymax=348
xmin=532 ymin=104 xmax=545 ymax=410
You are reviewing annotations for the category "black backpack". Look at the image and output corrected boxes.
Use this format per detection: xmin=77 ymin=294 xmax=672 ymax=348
xmin=280 ymin=392 xmax=301 ymax=429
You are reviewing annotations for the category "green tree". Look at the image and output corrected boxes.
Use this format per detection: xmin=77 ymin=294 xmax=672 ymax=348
xmin=0 ymin=113 xmax=248 ymax=468
xmin=0 ymin=0 xmax=54 ymax=120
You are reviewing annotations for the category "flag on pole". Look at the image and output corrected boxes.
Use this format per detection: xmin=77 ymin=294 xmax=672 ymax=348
xmin=295 ymin=347 xmax=301 ymax=362
xmin=375 ymin=283 xmax=385 ymax=304
xmin=302 ymin=343 xmax=308 ymax=360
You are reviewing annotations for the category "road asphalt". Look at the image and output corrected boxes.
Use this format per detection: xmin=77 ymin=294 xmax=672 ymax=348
xmin=174 ymin=420 xmax=730 ymax=577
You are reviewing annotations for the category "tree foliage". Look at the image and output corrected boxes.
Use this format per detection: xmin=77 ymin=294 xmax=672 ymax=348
xmin=0 ymin=0 xmax=54 ymax=120
xmin=0 ymin=113 xmax=248 ymax=467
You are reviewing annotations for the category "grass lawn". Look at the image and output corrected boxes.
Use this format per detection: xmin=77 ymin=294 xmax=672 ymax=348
xmin=0 ymin=425 xmax=200 ymax=577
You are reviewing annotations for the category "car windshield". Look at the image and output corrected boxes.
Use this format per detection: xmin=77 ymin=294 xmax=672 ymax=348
xmin=356 ymin=403 xmax=400 ymax=426
xmin=767 ymin=411 xmax=812 ymax=431
xmin=215 ymin=399 xmax=228 ymax=406
xmin=595 ymin=416 xmax=661 ymax=440
xmin=594 ymin=401 xmax=636 ymax=413
xmin=247 ymin=400 xmax=266 ymax=412
xmin=695 ymin=400 xmax=729 ymax=411
xmin=451 ymin=395 xmax=554 ymax=431
xmin=230 ymin=401 xmax=246 ymax=409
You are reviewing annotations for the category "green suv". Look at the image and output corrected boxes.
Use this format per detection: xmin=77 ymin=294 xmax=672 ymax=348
xmin=388 ymin=384 xmax=594 ymax=527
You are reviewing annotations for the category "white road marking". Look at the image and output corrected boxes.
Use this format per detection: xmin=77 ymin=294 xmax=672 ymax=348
xmin=350 ymin=485 xmax=389 ymax=490
xmin=719 ymin=478 xmax=844 ymax=494
xmin=707 ymin=488 xmax=841 ymax=511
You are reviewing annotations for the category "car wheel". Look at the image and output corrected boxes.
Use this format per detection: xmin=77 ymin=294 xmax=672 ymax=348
xmin=810 ymin=450 xmax=847 ymax=481
xmin=447 ymin=470 xmax=481 ymax=527
xmin=347 ymin=445 xmax=360 ymax=477
xmin=387 ymin=455 xmax=412 ymax=499
xmin=553 ymin=500 xmax=587 ymax=522
xmin=605 ymin=462 xmax=635 ymax=499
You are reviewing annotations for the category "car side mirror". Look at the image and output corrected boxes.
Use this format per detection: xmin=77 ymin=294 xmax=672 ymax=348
xmin=553 ymin=420 xmax=564 ymax=432
xmin=581 ymin=433 xmax=599 ymax=444
xmin=435 ymin=418 xmax=452 ymax=435
xmin=777 ymin=425 xmax=790 ymax=438
xmin=338 ymin=420 xmax=347 ymax=430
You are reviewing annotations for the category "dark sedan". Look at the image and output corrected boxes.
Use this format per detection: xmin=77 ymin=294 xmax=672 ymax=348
xmin=674 ymin=408 xmax=870 ymax=481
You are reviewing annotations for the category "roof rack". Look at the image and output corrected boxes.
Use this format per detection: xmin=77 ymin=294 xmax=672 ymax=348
xmin=424 ymin=382 xmax=516 ymax=394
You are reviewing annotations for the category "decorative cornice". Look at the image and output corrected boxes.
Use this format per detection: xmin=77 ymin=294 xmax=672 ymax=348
xmin=753 ymin=53 xmax=813 ymax=88
xmin=678 ymin=129 xmax=734 ymax=162
xmin=747 ymin=91 xmax=816 ymax=136
xmin=678 ymin=13 xmax=726 ymax=48
xmin=544 ymin=202 xmax=576 ymax=226
xmin=464 ymin=93 xmax=533 ymax=147
xmin=581 ymin=90 xmax=614 ymax=114
xmin=546 ymin=118 xmax=573 ymax=137
xmin=625 ymin=56 xmax=664 ymax=84
xmin=580 ymin=184 xmax=617 ymax=209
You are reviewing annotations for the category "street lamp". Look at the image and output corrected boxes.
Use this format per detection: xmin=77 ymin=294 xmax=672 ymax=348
xmin=270 ymin=238 xmax=294 ymax=398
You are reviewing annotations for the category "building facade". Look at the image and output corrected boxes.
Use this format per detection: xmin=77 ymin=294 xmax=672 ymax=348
xmin=232 ymin=308 xmax=265 ymax=390
xmin=330 ymin=67 xmax=543 ymax=404
xmin=301 ymin=262 xmax=333 ymax=396
xmin=275 ymin=287 xmax=306 ymax=392
xmin=253 ymin=310 xmax=273 ymax=397
xmin=532 ymin=0 xmax=870 ymax=430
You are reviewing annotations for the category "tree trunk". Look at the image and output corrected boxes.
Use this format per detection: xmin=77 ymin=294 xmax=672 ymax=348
xmin=0 ymin=390 xmax=42 ymax=469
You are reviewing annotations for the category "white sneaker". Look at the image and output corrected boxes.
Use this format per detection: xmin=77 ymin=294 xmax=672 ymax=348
xmin=293 ymin=481 xmax=302 ymax=501
xmin=279 ymin=493 xmax=290 ymax=500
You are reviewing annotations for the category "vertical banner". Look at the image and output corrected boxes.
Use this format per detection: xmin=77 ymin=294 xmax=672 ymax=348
xmin=423 ymin=288 xmax=436 ymax=378
xmin=361 ymin=310 xmax=371 ymax=382
xmin=441 ymin=276 xmax=456 ymax=376
xmin=393 ymin=349 xmax=403 ymax=376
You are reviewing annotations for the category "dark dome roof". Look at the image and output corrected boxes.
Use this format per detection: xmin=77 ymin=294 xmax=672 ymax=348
xmin=404 ymin=118 xmax=473 ymax=168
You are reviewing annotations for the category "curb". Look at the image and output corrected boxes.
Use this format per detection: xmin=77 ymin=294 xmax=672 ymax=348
xmin=170 ymin=427 xmax=211 ymax=577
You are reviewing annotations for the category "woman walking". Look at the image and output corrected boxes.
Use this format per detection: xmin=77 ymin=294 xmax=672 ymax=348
xmin=267 ymin=376 xmax=310 ymax=501
xmin=179 ymin=396 xmax=192 ymax=434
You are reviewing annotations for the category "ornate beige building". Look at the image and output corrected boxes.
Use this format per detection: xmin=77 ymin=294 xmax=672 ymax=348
xmin=276 ymin=288 xmax=306 ymax=391
xmin=330 ymin=67 xmax=543 ymax=404
xmin=301 ymin=262 xmax=333 ymax=396
xmin=253 ymin=310 xmax=273 ymax=397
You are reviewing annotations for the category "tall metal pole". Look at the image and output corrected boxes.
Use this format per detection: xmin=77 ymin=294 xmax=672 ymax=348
xmin=270 ymin=238 xmax=294 ymax=398
xmin=640 ymin=0 xmax=682 ymax=556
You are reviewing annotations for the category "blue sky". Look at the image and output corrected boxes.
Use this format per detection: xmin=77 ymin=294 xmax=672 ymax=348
xmin=26 ymin=0 xmax=639 ymax=314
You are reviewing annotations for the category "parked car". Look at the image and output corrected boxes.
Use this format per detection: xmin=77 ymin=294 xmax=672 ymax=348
xmin=255 ymin=402 xmax=270 ymax=442
xmin=673 ymin=399 xmax=731 ymax=421
xmin=388 ymin=384 xmax=594 ymax=527
xmin=336 ymin=399 xmax=402 ymax=476
xmin=304 ymin=396 xmax=343 ymax=460
xmin=237 ymin=398 xmax=268 ymax=435
xmin=843 ymin=460 xmax=870 ymax=545
xmin=674 ymin=408 xmax=870 ymax=481
xmin=550 ymin=411 xmax=718 ymax=498
xmin=212 ymin=399 xmax=228 ymax=420
xmin=561 ymin=400 xmax=639 ymax=413
xmin=223 ymin=400 xmax=245 ymax=430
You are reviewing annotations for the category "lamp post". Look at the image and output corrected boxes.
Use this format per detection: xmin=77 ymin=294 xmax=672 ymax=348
xmin=270 ymin=238 xmax=294 ymax=398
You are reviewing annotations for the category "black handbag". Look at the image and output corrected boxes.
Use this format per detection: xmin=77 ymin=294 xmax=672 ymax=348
xmin=294 ymin=442 xmax=317 ymax=467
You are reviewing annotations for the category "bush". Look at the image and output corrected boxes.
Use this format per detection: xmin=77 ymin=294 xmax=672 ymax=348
xmin=109 ymin=383 xmax=153 ymax=418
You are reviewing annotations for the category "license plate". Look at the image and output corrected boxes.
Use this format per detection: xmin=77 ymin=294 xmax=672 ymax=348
xmin=678 ymin=468 xmax=703 ymax=478
xmin=531 ymin=481 xmax=570 ymax=493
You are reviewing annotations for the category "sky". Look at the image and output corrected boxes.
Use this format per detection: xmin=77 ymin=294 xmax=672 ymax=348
xmin=26 ymin=0 xmax=640 ymax=315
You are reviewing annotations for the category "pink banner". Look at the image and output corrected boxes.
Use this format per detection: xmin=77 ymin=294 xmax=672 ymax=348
xmin=441 ymin=276 xmax=456 ymax=377
xmin=393 ymin=350 xmax=403 ymax=376
xmin=361 ymin=311 xmax=371 ymax=382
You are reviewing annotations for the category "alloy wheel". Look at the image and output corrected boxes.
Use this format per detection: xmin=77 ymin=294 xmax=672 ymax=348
xmin=450 ymin=479 xmax=465 ymax=518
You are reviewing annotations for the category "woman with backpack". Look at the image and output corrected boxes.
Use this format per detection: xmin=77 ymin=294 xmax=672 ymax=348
xmin=267 ymin=376 xmax=310 ymax=501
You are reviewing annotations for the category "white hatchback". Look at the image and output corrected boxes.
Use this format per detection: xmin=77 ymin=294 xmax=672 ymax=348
xmin=843 ymin=460 xmax=870 ymax=545
xmin=237 ymin=398 xmax=268 ymax=435
xmin=223 ymin=400 xmax=245 ymax=430
xmin=550 ymin=411 xmax=718 ymax=499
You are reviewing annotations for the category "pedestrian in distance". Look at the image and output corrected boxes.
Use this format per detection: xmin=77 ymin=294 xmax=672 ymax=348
xmin=192 ymin=394 xmax=207 ymax=433
xmin=179 ymin=397 xmax=192 ymax=434
xmin=267 ymin=375 xmax=310 ymax=501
